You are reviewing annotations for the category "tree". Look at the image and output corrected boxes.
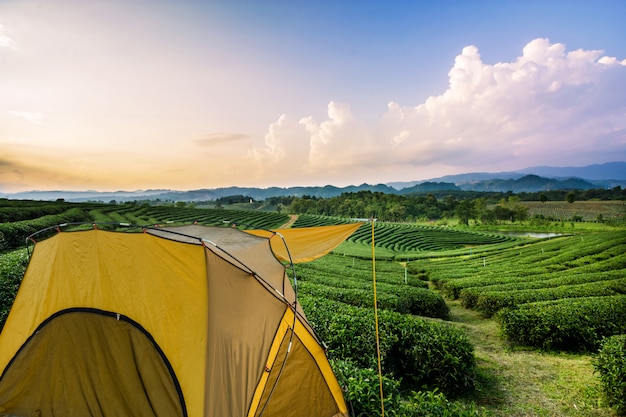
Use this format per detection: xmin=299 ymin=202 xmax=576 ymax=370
xmin=512 ymin=205 xmax=529 ymax=222
xmin=456 ymin=200 xmax=475 ymax=226
xmin=539 ymin=193 xmax=548 ymax=203
xmin=387 ymin=203 xmax=407 ymax=222
xmin=494 ymin=205 xmax=512 ymax=222
xmin=508 ymin=195 xmax=521 ymax=205
xmin=566 ymin=192 xmax=576 ymax=204
xmin=473 ymin=198 xmax=487 ymax=222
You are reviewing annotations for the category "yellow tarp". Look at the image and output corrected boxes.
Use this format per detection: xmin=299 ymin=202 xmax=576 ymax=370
xmin=246 ymin=223 xmax=363 ymax=263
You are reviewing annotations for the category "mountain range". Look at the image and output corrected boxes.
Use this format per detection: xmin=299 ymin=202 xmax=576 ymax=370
xmin=2 ymin=162 xmax=625 ymax=202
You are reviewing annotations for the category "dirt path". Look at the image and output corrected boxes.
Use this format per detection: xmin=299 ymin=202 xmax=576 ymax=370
xmin=445 ymin=300 xmax=611 ymax=417
xmin=278 ymin=214 xmax=298 ymax=229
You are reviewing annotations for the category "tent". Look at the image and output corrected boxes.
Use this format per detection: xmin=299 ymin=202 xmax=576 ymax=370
xmin=0 ymin=223 xmax=362 ymax=417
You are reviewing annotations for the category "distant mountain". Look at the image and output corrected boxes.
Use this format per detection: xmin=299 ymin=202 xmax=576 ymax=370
xmin=389 ymin=162 xmax=626 ymax=190
xmin=0 ymin=189 xmax=171 ymax=202
xmin=517 ymin=161 xmax=626 ymax=180
xmin=458 ymin=174 xmax=596 ymax=192
xmin=399 ymin=182 xmax=460 ymax=193
xmin=2 ymin=162 xmax=623 ymax=202
xmin=388 ymin=172 xmax=522 ymax=189
xmin=1 ymin=183 xmax=397 ymax=202
xmin=145 ymin=183 xmax=397 ymax=202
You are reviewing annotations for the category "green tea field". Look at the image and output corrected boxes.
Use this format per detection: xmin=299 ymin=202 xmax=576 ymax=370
xmin=1 ymin=199 xmax=625 ymax=416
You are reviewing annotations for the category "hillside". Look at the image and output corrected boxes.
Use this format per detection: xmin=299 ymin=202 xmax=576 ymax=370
xmin=459 ymin=174 xmax=596 ymax=192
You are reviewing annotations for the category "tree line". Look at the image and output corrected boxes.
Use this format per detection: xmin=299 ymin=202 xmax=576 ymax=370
xmin=265 ymin=186 xmax=626 ymax=224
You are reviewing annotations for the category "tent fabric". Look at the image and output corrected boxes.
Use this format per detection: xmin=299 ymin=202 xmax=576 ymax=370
xmin=203 ymin=247 xmax=287 ymax=417
xmin=247 ymin=308 xmax=347 ymax=417
xmin=0 ymin=310 xmax=184 ymax=416
xmin=0 ymin=230 xmax=208 ymax=417
xmin=0 ymin=225 xmax=355 ymax=417
xmin=255 ymin=333 xmax=339 ymax=417
xmin=245 ymin=223 xmax=364 ymax=263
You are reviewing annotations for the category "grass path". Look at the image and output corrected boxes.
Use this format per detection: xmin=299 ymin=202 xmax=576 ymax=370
xmin=445 ymin=300 xmax=615 ymax=417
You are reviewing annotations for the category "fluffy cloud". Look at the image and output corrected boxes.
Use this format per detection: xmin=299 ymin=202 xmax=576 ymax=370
xmin=380 ymin=38 xmax=626 ymax=169
xmin=245 ymin=114 xmax=310 ymax=183
xmin=302 ymin=102 xmax=379 ymax=171
xmin=0 ymin=24 xmax=17 ymax=49
xmin=252 ymin=38 xmax=625 ymax=182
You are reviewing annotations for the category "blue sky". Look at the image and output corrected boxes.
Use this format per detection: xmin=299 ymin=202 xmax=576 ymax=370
xmin=1 ymin=0 xmax=625 ymax=192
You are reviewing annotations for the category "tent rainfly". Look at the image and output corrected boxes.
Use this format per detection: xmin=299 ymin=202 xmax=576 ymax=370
xmin=0 ymin=223 xmax=362 ymax=417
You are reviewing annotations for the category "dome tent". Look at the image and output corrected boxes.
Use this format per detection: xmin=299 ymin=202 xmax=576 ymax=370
xmin=0 ymin=223 xmax=361 ymax=417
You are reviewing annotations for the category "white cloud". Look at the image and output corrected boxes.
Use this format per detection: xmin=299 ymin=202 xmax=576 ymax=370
xmin=245 ymin=114 xmax=311 ymax=183
xmin=0 ymin=24 xmax=17 ymax=49
xmin=302 ymin=101 xmax=379 ymax=171
xmin=193 ymin=133 xmax=249 ymax=147
xmin=8 ymin=111 xmax=43 ymax=125
xmin=261 ymin=38 xmax=626 ymax=181
xmin=256 ymin=115 xmax=290 ymax=161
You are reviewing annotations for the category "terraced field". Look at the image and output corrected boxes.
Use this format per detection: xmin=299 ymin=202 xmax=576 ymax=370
xmin=0 ymin=200 xmax=290 ymax=251
xmin=89 ymin=204 xmax=289 ymax=229
xmin=330 ymin=222 xmax=520 ymax=260
xmin=421 ymin=230 xmax=626 ymax=351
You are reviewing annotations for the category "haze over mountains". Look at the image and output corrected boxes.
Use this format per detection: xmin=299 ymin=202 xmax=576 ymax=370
xmin=2 ymin=162 xmax=625 ymax=203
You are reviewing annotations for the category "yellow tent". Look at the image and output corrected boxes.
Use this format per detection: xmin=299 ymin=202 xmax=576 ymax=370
xmin=0 ymin=223 xmax=361 ymax=417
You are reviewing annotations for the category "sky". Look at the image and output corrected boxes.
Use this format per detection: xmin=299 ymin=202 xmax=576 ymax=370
xmin=1 ymin=0 xmax=625 ymax=192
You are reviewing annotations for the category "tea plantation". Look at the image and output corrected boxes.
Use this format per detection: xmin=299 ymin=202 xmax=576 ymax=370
xmin=1 ymin=199 xmax=625 ymax=416
xmin=422 ymin=231 xmax=626 ymax=351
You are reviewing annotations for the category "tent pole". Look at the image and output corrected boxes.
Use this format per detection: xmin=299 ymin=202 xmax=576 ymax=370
xmin=370 ymin=218 xmax=385 ymax=417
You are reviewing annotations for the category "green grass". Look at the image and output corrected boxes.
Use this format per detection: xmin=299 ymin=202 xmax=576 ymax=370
xmin=447 ymin=301 xmax=613 ymax=417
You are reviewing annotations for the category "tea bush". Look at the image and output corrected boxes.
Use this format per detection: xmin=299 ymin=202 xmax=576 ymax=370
xmin=471 ymin=278 xmax=625 ymax=317
xmin=331 ymin=359 xmax=403 ymax=417
xmin=0 ymin=204 xmax=71 ymax=223
xmin=0 ymin=208 xmax=90 ymax=249
xmin=299 ymin=295 xmax=475 ymax=394
xmin=332 ymin=360 xmax=487 ymax=417
xmin=594 ymin=334 xmax=626 ymax=415
xmin=497 ymin=295 xmax=626 ymax=351
xmin=381 ymin=310 xmax=475 ymax=394
xmin=0 ymin=249 xmax=29 ymax=331
xmin=298 ymin=281 xmax=449 ymax=319
xmin=388 ymin=286 xmax=450 ymax=319
xmin=459 ymin=270 xmax=624 ymax=309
